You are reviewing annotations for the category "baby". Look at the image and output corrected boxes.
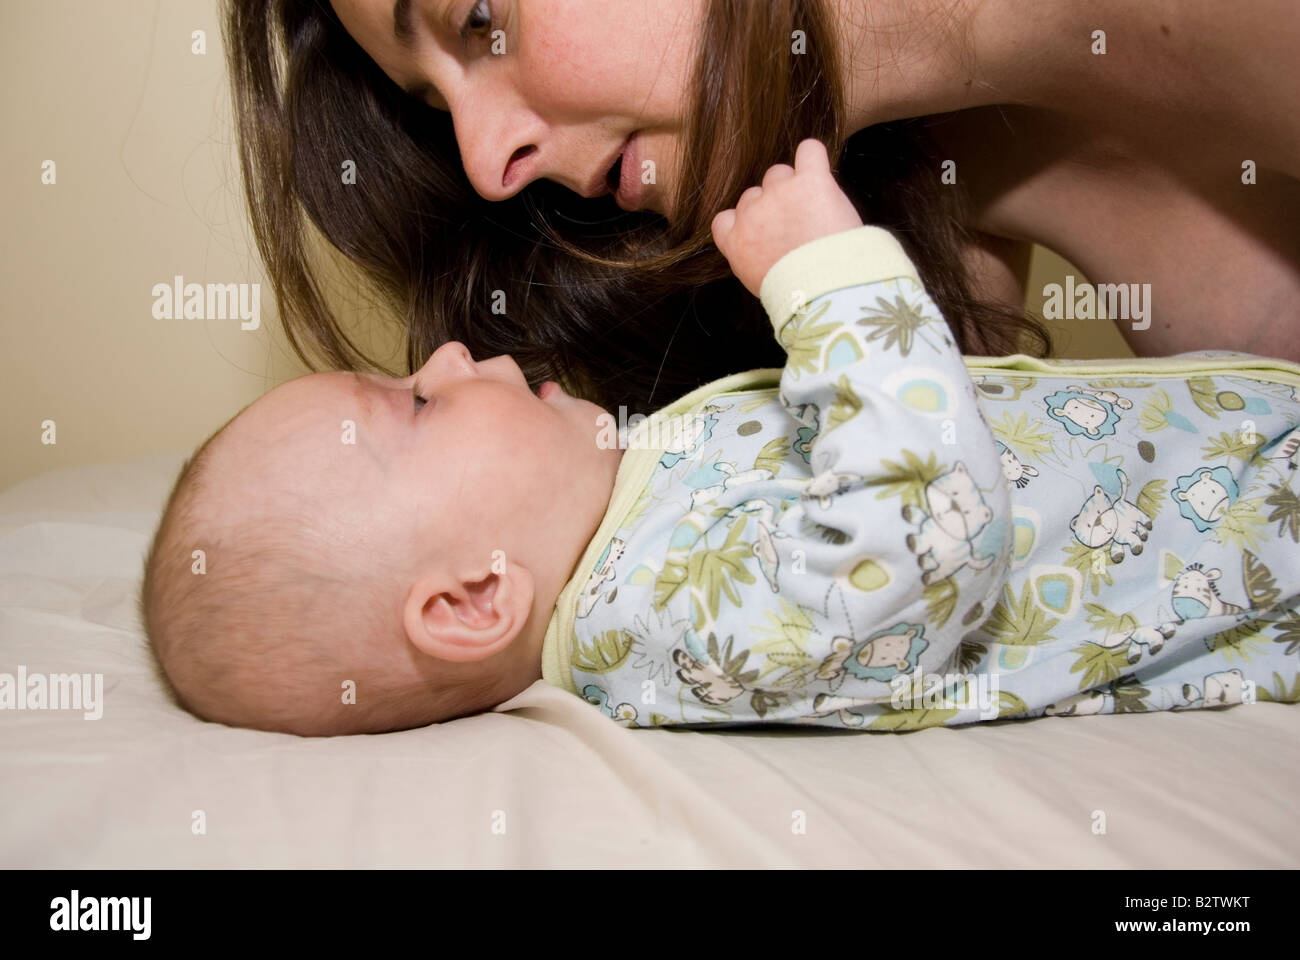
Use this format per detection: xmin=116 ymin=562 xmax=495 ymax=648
xmin=143 ymin=140 xmax=1300 ymax=736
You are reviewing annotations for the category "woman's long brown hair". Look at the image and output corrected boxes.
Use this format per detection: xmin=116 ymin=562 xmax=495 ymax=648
xmin=221 ymin=0 xmax=1049 ymax=414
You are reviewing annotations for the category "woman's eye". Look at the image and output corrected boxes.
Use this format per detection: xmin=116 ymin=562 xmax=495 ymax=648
xmin=461 ymin=0 xmax=492 ymax=39
xmin=414 ymin=393 xmax=428 ymax=412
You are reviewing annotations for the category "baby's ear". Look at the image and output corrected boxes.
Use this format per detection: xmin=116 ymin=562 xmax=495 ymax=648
xmin=403 ymin=562 xmax=535 ymax=663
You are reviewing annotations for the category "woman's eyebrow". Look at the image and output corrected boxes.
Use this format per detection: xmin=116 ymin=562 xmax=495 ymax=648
xmin=393 ymin=0 xmax=440 ymax=102
xmin=393 ymin=0 xmax=419 ymax=47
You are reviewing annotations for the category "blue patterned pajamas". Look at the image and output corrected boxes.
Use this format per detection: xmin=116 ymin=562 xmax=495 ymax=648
xmin=540 ymin=226 xmax=1300 ymax=730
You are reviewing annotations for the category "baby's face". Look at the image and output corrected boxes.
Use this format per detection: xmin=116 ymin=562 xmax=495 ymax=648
xmin=224 ymin=341 xmax=624 ymax=582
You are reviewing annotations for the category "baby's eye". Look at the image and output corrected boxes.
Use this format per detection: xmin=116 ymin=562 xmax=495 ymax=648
xmin=414 ymin=392 xmax=428 ymax=412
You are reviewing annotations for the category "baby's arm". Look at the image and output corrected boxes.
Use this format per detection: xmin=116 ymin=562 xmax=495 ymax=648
xmin=713 ymin=141 xmax=1011 ymax=682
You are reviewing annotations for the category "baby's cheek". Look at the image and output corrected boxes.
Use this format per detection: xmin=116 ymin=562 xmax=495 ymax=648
xmin=485 ymin=406 xmax=558 ymax=476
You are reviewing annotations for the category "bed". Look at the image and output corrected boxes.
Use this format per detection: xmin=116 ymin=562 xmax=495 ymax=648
xmin=2 ymin=454 xmax=1296 ymax=868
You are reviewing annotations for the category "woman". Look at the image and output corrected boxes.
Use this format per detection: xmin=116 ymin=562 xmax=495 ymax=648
xmin=221 ymin=0 xmax=1300 ymax=413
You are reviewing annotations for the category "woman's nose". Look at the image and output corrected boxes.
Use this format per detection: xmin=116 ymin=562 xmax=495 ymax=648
xmin=451 ymin=96 xmax=544 ymax=201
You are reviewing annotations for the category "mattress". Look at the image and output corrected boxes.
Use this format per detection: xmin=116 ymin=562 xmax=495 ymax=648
xmin=1 ymin=454 xmax=1295 ymax=867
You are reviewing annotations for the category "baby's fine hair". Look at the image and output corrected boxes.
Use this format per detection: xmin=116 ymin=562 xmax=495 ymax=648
xmin=139 ymin=416 xmax=497 ymax=736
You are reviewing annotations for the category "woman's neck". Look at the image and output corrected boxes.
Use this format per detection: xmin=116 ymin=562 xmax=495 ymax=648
xmin=829 ymin=0 xmax=1088 ymax=132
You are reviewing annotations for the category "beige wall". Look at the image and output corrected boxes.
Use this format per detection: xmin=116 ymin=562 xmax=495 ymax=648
xmin=3 ymin=0 xmax=305 ymax=492
xmin=0 ymin=0 xmax=1132 ymax=492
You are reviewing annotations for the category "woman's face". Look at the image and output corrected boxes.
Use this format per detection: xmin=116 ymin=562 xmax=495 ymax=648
xmin=329 ymin=0 xmax=704 ymax=219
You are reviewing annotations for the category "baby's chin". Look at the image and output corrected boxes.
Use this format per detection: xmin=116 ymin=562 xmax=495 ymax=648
xmin=574 ymin=400 xmax=627 ymax=460
xmin=546 ymin=388 xmax=613 ymax=438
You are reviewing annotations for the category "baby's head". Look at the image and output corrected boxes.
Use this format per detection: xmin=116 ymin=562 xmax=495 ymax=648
xmin=141 ymin=342 xmax=622 ymax=736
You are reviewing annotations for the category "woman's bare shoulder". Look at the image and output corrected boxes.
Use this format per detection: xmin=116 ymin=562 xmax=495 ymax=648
xmin=1064 ymin=0 xmax=1300 ymax=171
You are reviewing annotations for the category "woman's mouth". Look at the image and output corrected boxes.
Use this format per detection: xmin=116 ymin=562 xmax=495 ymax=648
xmin=607 ymin=133 xmax=643 ymax=211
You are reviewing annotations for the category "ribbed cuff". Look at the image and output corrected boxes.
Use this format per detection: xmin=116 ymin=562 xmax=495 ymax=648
xmin=757 ymin=225 xmax=921 ymax=334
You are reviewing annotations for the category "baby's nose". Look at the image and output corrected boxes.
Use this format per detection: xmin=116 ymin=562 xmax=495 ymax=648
xmin=421 ymin=341 xmax=476 ymax=378
xmin=436 ymin=340 xmax=471 ymax=363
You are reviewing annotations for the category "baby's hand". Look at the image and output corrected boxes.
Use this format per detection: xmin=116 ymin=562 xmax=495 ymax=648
xmin=710 ymin=138 xmax=863 ymax=297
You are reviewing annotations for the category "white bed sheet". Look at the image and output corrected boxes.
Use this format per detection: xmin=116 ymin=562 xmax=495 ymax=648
xmin=2 ymin=455 xmax=1296 ymax=868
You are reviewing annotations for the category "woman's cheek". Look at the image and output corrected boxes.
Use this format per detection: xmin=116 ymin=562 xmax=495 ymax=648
xmin=523 ymin=0 xmax=698 ymax=115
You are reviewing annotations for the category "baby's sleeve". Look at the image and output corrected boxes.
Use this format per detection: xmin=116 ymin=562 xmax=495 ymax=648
xmin=756 ymin=225 xmax=1012 ymax=681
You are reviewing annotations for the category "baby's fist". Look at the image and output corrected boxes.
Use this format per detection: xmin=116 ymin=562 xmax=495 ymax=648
xmin=711 ymin=139 xmax=863 ymax=296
